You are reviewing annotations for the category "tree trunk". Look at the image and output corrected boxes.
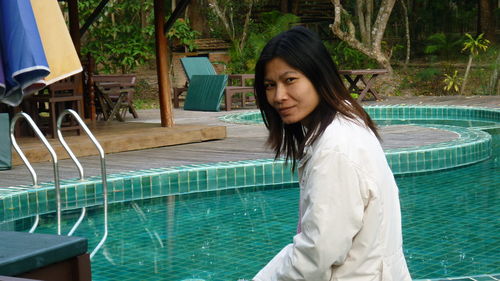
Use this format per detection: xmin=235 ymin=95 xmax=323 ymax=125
xmin=487 ymin=52 xmax=500 ymax=94
xmin=400 ymin=0 xmax=411 ymax=66
xmin=208 ymin=0 xmax=255 ymax=51
xmin=208 ymin=0 xmax=235 ymax=42
xmin=280 ymin=0 xmax=289 ymax=13
xmin=188 ymin=0 xmax=210 ymax=37
xmin=291 ymin=0 xmax=300 ymax=15
xmin=331 ymin=0 xmax=396 ymax=72
xmin=478 ymin=0 xmax=496 ymax=43
xmin=460 ymin=55 xmax=474 ymax=95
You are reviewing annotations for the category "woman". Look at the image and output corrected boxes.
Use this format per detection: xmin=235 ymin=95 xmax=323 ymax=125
xmin=252 ymin=27 xmax=412 ymax=281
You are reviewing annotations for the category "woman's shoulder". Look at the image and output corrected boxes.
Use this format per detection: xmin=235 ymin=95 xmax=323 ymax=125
xmin=313 ymin=114 xmax=383 ymax=158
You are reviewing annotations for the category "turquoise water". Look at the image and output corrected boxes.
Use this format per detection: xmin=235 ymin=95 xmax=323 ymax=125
xmin=20 ymin=131 xmax=499 ymax=281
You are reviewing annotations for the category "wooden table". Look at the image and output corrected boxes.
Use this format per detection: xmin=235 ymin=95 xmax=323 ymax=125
xmin=339 ymin=69 xmax=388 ymax=101
xmin=94 ymin=82 xmax=128 ymax=122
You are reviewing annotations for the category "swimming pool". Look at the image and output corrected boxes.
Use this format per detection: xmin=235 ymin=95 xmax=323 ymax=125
xmin=1 ymin=106 xmax=499 ymax=281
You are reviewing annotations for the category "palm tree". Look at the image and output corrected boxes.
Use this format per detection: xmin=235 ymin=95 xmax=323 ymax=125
xmin=460 ymin=33 xmax=490 ymax=95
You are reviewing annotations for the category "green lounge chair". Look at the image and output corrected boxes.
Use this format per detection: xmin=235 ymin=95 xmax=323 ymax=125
xmin=174 ymin=57 xmax=254 ymax=111
xmin=183 ymin=74 xmax=228 ymax=112
xmin=0 ymin=113 xmax=12 ymax=170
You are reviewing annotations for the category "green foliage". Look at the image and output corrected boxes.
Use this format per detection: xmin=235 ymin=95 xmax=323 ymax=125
xmin=226 ymin=11 xmax=300 ymax=73
xmin=460 ymin=33 xmax=490 ymax=94
xmin=462 ymin=33 xmax=490 ymax=56
xmin=324 ymin=41 xmax=378 ymax=69
xmin=78 ymin=0 xmax=155 ymax=73
xmin=443 ymin=70 xmax=462 ymax=93
xmin=167 ymin=19 xmax=200 ymax=52
xmin=415 ymin=67 xmax=442 ymax=82
xmin=424 ymin=33 xmax=463 ymax=60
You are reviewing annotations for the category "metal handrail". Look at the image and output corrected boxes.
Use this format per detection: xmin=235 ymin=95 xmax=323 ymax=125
xmin=56 ymin=109 xmax=108 ymax=259
xmin=10 ymin=112 xmax=62 ymax=234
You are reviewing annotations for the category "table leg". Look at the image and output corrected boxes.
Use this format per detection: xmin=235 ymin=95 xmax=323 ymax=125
xmin=106 ymin=94 xmax=125 ymax=122
xmin=358 ymin=74 xmax=381 ymax=101
xmin=96 ymin=94 xmax=109 ymax=121
xmin=225 ymin=89 xmax=232 ymax=111
xmin=343 ymin=74 xmax=361 ymax=93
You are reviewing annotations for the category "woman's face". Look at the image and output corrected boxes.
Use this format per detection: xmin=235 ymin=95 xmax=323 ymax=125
xmin=264 ymin=58 xmax=320 ymax=127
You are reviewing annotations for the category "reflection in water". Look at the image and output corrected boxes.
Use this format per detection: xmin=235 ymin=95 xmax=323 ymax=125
xmin=14 ymin=132 xmax=498 ymax=280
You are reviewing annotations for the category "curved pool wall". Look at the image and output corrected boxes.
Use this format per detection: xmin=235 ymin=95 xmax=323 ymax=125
xmin=0 ymin=105 xmax=498 ymax=281
xmin=1 ymin=106 xmax=498 ymax=224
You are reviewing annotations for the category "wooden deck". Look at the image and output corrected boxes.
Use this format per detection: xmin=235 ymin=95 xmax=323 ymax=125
xmin=11 ymin=120 xmax=226 ymax=166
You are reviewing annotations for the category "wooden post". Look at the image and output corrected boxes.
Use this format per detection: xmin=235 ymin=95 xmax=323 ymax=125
xmin=67 ymin=0 xmax=81 ymax=55
xmin=154 ymin=0 xmax=174 ymax=127
xmin=68 ymin=0 xmax=86 ymax=118
xmin=87 ymin=54 xmax=96 ymax=121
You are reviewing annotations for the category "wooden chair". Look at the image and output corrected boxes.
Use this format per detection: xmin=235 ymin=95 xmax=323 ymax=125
xmin=92 ymin=74 xmax=138 ymax=121
xmin=24 ymin=75 xmax=83 ymax=138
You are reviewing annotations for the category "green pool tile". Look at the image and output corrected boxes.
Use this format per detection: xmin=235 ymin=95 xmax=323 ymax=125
xmin=254 ymin=166 xmax=264 ymax=184
xmin=159 ymin=173 xmax=170 ymax=195
xmin=272 ymin=163 xmax=283 ymax=184
xmin=235 ymin=167 xmax=245 ymax=187
xmin=216 ymin=168 xmax=227 ymax=189
xmin=178 ymin=171 xmax=189 ymax=193
xmin=188 ymin=171 xmax=199 ymax=192
xmin=151 ymin=175 xmax=161 ymax=197
xmin=263 ymin=163 xmax=273 ymax=185
xmin=132 ymin=177 xmax=143 ymax=199
xmin=197 ymin=170 xmax=208 ymax=192
xmin=65 ymin=186 xmax=77 ymax=208
xmin=244 ymin=166 xmax=255 ymax=186
xmin=141 ymin=177 xmax=152 ymax=198
xmin=85 ymin=183 xmax=97 ymax=204
xmin=206 ymin=168 xmax=217 ymax=191
xmin=122 ymin=178 xmax=133 ymax=200
xmin=169 ymin=173 xmax=180 ymax=194
xmin=112 ymin=181 xmax=125 ymax=202
xmin=226 ymin=167 xmax=236 ymax=187
xmin=45 ymin=189 xmax=56 ymax=212
xmin=27 ymin=191 xmax=38 ymax=216
xmin=399 ymin=152 xmax=410 ymax=173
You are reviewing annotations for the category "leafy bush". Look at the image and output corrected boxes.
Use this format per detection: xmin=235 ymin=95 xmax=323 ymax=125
xmin=415 ymin=67 xmax=442 ymax=82
xmin=167 ymin=19 xmax=200 ymax=52
xmin=324 ymin=41 xmax=378 ymax=69
xmin=424 ymin=33 xmax=463 ymax=61
xmin=77 ymin=0 xmax=155 ymax=73
xmin=226 ymin=11 xmax=300 ymax=74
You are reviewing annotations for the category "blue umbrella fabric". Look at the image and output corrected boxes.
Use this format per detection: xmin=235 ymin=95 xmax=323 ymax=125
xmin=0 ymin=0 xmax=50 ymax=106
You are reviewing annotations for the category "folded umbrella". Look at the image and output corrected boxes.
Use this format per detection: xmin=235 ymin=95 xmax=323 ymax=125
xmin=0 ymin=54 xmax=5 ymax=97
xmin=31 ymin=0 xmax=82 ymax=85
xmin=0 ymin=0 xmax=50 ymax=106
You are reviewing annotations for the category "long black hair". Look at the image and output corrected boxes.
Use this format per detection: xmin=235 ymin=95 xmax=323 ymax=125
xmin=254 ymin=26 xmax=379 ymax=167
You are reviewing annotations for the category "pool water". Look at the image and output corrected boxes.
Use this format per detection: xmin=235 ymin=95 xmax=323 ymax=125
xmin=25 ymin=132 xmax=499 ymax=281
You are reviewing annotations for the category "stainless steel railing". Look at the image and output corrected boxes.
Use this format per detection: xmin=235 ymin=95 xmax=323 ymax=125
xmin=56 ymin=109 xmax=108 ymax=259
xmin=10 ymin=112 xmax=62 ymax=234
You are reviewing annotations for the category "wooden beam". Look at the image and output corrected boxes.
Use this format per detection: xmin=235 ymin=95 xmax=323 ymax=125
xmin=79 ymin=0 xmax=111 ymax=37
xmin=67 ymin=0 xmax=81 ymax=55
xmin=164 ymin=0 xmax=191 ymax=34
xmin=154 ymin=0 xmax=174 ymax=127
xmin=67 ymin=0 xmax=86 ymax=118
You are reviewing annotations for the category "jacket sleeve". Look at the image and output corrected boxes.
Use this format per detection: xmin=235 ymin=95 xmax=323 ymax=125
xmin=254 ymin=149 xmax=367 ymax=281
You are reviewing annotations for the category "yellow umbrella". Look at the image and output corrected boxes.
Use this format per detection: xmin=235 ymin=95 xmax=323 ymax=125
xmin=31 ymin=0 xmax=82 ymax=85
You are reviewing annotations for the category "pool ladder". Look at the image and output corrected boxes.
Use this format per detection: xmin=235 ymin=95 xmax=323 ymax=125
xmin=10 ymin=109 xmax=108 ymax=259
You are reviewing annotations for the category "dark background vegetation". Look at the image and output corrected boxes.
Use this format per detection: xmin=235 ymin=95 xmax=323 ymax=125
xmin=65 ymin=0 xmax=500 ymax=108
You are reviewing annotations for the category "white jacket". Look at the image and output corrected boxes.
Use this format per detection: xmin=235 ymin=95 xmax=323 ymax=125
xmin=254 ymin=115 xmax=412 ymax=281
